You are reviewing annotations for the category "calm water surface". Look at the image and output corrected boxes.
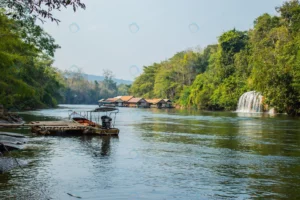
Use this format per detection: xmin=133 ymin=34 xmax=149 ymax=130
xmin=1 ymin=104 xmax=300 ymax=199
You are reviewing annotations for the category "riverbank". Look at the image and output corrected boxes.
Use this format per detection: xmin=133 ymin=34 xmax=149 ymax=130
xmin=0 ymin=105 xmax=23 ymax=124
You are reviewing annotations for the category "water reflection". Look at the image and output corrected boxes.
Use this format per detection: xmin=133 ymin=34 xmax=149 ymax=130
xmin=1 ymin=105 xmax=300 ymax=199
xmin=80 ymin=136 xmax=115 ymax=157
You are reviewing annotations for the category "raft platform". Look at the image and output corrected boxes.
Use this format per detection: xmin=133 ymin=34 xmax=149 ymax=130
xmin=28 ymin=121 xmax=119 ymax=136
xmin=0 ymin=121 xmax=119 ymax=136
xmin=0 ymin=107 xmax=120 ymax=136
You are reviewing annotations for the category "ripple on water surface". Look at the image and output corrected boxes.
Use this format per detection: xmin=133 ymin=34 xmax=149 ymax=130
xmin=1 ymin=105 xmax=300 ymax=199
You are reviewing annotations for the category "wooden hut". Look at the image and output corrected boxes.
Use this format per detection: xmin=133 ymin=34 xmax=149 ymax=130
xmin=116 ymin=96 xmax=134 ymax=107
xmin=146 ymin=99 xmax=166 ymax=109
xmin=98 ymin=98 xmax=119 ymax=107
xmin=127 ymin=98 xmax=149 ymax=108
xmin=114 ymin=98 xmax=124 ymax=107
xmin=98 ymin=99 xmax=106 ymax=107
xmin=162 ymin=99 xmax=173 ymax=108
xmin=105 ymin=98 xmax=123 ymax=107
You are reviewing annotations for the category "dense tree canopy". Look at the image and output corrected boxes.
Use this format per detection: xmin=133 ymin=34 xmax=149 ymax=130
xmin=0 ymin=9 xmax=64 ymax=110
xmin=2 ymin=0 xmax=300 ymax=115
xmin=62 ymin=69 xmax=130 ymax=104
xmin=0 ymin=7 xmax=129 ymax=109
xmin=130 ymin=0 xmax=300 ymax=115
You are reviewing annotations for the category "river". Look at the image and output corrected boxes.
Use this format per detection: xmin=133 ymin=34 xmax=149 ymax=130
xmin=0 ymin=104 xmax=300 ymax=199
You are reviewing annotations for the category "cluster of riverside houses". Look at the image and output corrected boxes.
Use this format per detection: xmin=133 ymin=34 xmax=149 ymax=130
xmin=98 ymin=96 xmax=173 ymax=109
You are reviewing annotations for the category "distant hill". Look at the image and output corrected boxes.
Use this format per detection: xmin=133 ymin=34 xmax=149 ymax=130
xmin=83 ymin=74 xmax=133 ymax=85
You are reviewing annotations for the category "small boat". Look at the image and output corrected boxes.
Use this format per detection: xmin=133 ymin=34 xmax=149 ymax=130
xmin=30 ymin=107 xmax=120 ymax=136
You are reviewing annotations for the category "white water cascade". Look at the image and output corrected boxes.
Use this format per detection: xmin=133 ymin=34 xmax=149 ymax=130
xmin=236 ymin=91 xmax=263 ymax=113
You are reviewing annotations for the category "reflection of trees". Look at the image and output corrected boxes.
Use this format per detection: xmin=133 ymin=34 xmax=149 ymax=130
xmin=216 ymin=114 xmax=300 ymax=199
xmin=235 ymin=114 xmax=300 ymax=156
xmin=127 ymin=109 xmax=300 ymax=199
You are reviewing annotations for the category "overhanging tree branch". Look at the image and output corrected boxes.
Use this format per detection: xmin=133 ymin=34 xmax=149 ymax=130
xmin=1 ymin=0 xmax=86 ymax=23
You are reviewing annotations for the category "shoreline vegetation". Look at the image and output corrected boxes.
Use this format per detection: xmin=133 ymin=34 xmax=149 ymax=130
xmin=0 ymin=105 xmax=23 ymax=124
xmin=1 ymin=1 xmax=300 ymax=115
xmin=129 ymin=1 xmax=300 ymax=116
xmin=0 ymin=6 xmax=129 ymax=111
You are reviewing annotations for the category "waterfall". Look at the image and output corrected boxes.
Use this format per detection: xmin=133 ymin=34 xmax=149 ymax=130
xmin=236 ymin=91 xmax=263 ymax=113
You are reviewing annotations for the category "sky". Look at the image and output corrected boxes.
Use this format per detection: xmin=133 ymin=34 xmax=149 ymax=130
xmin=41 ymin=0 xmax=286 ymax=81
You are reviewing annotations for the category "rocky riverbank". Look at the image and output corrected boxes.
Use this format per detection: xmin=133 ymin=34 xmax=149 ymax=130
xmin=0 ymin=105 xmax=23 ymax=124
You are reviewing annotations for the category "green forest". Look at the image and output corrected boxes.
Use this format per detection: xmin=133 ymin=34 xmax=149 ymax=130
xmin=0 ymin=8 xmax=63 ymax=110
xmin=0 ymin=0 xmax=129 ymax=110
xmin=1 ymin=0 xmax=300 ymax=115
xmin=62 ymin=69 xmax=130 ymax=104
xmin=130 ymin=0 xmax=300 ymax=115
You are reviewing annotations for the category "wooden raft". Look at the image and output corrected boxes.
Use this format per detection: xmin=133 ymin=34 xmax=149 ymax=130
xmin=28 ymin=121 xmax=119 ymax=136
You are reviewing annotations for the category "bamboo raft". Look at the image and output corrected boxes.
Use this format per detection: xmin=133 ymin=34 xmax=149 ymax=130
xmin=0 ymin=107 xmax=120 ymax=136
xmin=30 ymin=121 xmax=120 ymax=136
xmin=0 ymin=121 xmax=119 ymax=136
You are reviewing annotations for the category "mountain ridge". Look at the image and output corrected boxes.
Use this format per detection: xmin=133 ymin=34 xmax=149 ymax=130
xmin=83 ymin=74 xmax=133 ymax=85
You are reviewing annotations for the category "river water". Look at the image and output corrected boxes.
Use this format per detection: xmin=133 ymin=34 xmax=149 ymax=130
xmin=1 ymin=104 xmax=300 ymax=199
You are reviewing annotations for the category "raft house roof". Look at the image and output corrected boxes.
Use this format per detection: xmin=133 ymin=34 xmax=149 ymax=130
xmin=105 ymin=98 xmax=121 ymax=103
xmin=128 ymin=98 xmax=146 ymax=103
xmin=146 ymin=99 xmax=165 ymax=104
xmin=163 ymin=99 xmax=172 ymax=103
xmin=117 ymin=96 xmax=134 ymax=102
